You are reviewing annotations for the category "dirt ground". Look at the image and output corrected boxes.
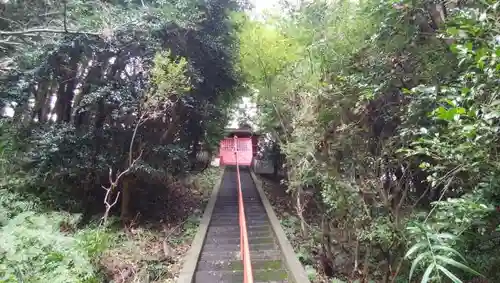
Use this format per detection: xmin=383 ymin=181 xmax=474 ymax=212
xmin=100 ymin=168 xmax=219 ymax=283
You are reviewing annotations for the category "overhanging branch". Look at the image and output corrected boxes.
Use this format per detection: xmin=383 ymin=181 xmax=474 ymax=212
xmin=0 ymin=29 xmax=100 ymax=36
xmin=0 ymin=40 xmax=22 ymax=45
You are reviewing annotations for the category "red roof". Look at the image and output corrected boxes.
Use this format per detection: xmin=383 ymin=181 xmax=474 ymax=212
xmin=224 ymin=127 xmax=260 ymax=137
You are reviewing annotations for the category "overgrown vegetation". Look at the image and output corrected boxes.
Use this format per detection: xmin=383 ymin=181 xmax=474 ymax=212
xmin=1 ymin=0 xmax=239 ymax=281
xmin=239 ymin=0 xmax=500 ymax=282
xmin=0 ymin=188 xmax=108 ymax=282
xmin=2 ymin=0 xmax=499 ymax=282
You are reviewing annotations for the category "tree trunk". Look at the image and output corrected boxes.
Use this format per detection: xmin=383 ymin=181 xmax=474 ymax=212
xmin=32 ymin=81 xmax=49 ymax=121
xmin=40 ymin=84 xmax=53 ymax=123
xmin=160 ymin=102 xmax=182 ymax=144
xmin=60 ymin=47 xmax=81 ymax=122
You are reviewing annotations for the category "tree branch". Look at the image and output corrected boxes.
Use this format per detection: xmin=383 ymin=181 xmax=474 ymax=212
xmin=0 ymin=16 xmax=23 ymax=28
xmin=0 ymin=40 xmax=23 ymax=45
xmin=129 ymin=114 xmax=148 ymax=165
xmin=0 ymin=29 xmax=100 ymax=36
xmin=63 ymin=0 xmax=68 ymax=33
xmin=101 ymin=151 xmax=143 ymax=225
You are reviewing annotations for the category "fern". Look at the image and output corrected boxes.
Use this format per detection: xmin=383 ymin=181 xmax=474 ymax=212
xmin=0 ymin=190 xmax=106 ymax=283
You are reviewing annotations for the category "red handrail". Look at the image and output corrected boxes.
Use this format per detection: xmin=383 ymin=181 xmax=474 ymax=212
xmin=234 ymin=136 xmax=254 ymax=283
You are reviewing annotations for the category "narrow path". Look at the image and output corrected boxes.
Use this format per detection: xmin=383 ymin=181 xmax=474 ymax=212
xmin=194 ymin=166 xmax=289 ymax=282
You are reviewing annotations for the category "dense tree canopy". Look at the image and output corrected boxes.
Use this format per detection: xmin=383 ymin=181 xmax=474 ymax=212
xmin=1 ymin=0 xmax=500 ymax=282
xmin=1 ymin=0 xmax=244 ymax=221
xmin=1 ymin=0 xmax=246 ymax=281
xmin=238 ymin=0 xmax=500 ymax=282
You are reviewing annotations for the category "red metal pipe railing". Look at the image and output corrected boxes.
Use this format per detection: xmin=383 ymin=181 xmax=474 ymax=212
xmin=234 ymin=136 xmax=254 ymax=283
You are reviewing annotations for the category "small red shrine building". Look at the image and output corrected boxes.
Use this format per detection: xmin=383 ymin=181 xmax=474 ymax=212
xmin=219 ymin=126 xmax=260 ymax=166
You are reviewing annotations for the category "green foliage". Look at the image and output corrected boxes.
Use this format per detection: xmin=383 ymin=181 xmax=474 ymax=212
xmin=1 ymin=0 xmax=244 ymax=219
xmin=238 ymin=0 xmax=500 ymax=281
xmin=0 ymin=190 xmax=37 ymax=225
xmin=1 ymin=1 xmax=244 ymax=281
xmin=168 ymin=214 xmax=201 ymax=245
xmin=400 ymin=2 xmax=500 ymax=280
xmin=150 ymin=50 xmax=191 ymax=101
xmin=77 ymin=227 xmax=114 ymax=263
xmin=305 ymin=264 xmax=317 ymax=281
xmin=405 ymin=223 xmax=482 ymax=283
xmin=238 ymin=14 xmax=299 ymax=89
xmin=0 ymin=190 xmax=109 ymax=283
xmin=194 ymin=167 xmax=221 ymax=194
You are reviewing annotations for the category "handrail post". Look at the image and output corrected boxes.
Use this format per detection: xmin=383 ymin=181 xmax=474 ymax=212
xmin=234 ymin=136 xmax=253 ymax=283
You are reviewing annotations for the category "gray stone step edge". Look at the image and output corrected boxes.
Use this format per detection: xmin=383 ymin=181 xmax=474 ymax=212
xmin=176 ymin=167 xmax=226 ymax=283
xmin=249 ymin=170 xmax=311 ymax=283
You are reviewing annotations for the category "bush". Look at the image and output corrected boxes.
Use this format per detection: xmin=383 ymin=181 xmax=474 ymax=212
xmin=195 ymin=167 xmax=221 ymax=193
xmin=0 ymin=189 xmax=109 ymax=283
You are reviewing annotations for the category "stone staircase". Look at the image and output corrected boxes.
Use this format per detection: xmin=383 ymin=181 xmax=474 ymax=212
xmin=194 ymin=167 xmax=289 ymax=283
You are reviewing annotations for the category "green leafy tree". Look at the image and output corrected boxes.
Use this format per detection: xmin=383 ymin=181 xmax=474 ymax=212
xmin=238 ymin=0 xmax=500 ymax=282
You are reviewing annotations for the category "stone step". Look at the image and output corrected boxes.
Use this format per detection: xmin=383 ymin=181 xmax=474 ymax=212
xmin=210 ymin=213 xmax=269 ymax=218
xmin=196 ymin=259 xmax=284 ymax=271
xmin=213 ymin=210 xmax=266 ymax=213
xmin=206 ymin=228 xmax=273 ymax=238
xmin=215 ymin=199 xmax=262 ymax=203
xmin=214 ymin=206 xmax=265 ymax=209
xmin=213 ymin=206 xmax=266 ymax=210
xmin=212 ymin=210 xmax=267 ymax=215
xmin=215 ymin=202 xmax=262 ymax=205
xmin=203 ymin=242 xmax=276 ymax=252
xmin=209 ymin=219 xmax=269 ymax=226
xmin=211 ymin=215 xmax=268 ymax=220
xmin=199 ymin=250 xmax=282 ymax=262
xmin=209 ymin=217 xmax=270 ymax=222
xmin=212 ymin=213 xmax=267 ymax=217
xmin=204 ymin=236 xmax=275 ymax=246
xmin=214 ymin=205 xmax=264 ymax=208
xmin=208 ymin=222 xmax=271 ymax=230
xmin=215 ymin=200 xmax=262 ymax=204
xmin=194 ymin=269 xmax=288 ymax=283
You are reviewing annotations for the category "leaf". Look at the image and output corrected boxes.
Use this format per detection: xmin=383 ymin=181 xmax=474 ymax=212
xmin=405 ymin=242 xmax=426 ymax=258
xmin=465 ymin=42 xmax=473 ymax=51
xmin=434 ymin=255 xmax=482 ymax=276
xmin=409 ymin=251 xmax=430 ymax=281
xmin=478 ymin=13 xmax=487 ymax=22
xmin=421 ymin=263 xmax=435 ymax=283
xmin=431 ymin=245 xmax=466 ymax=262
xmin=434 ymin=107 xmax=465 ymax=121
xmin=477 ymin=60 xmax=485 ymax=69
xmin=437 ymin=264 xmax=463 ymax=283
xmin=462 ymin=125 xmax=475 ymax=132
xmin=455 ymin=107 xmax=466 ymax=115
xmin=447 ymin=27 xmax=459 ymax=36
xmin=436 ymin=232 xmax=456 ymax=240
